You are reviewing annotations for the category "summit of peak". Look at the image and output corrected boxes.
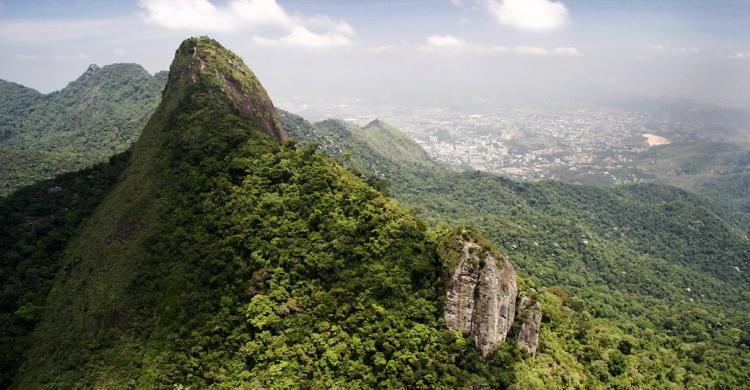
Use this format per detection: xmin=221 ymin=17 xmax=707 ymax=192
xmin=364 ymin=118 xmax=386 ymax=129
xmin=161 ymin=36 xmax=287 ymax=143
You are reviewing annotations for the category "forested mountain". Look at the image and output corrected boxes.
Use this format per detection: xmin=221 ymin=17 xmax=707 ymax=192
xmin=0 ymin=64 xmax=166 ymax=196
xmin=0 ymin=81 xmax=41 ymax=141
xmin=283 ymin=112 xmax=750 ymax=387
xmin=3 ymin=37 xmax=551 ymax=389
xmin=359 ymin=119 xmax=432 ymax=163
xmin=1 ymin=37 xmax=748 ymax=388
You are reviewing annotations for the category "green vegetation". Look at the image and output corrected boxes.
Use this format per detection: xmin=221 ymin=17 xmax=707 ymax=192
xmin=285 ymin=111 xmax=750 ymax=387
xmin=0 ymin=153 xmax=130 ymax=388
xmin=4 ymin=37 xmax=545 ymax=389
xmin=358 ymin=119 xmax=431 ymax=163
xmin=0 ymin=64 xmax=166 ymax=196
xmin=2 ymin=37 xmax=748 ymax=388
xmin=634 ymin=142 xmax=750 ymax=229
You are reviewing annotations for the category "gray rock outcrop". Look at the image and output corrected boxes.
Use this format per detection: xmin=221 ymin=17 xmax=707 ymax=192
xmin=444 ymin=241 xmax=518 ymax=357
xmin=516 ymin=295 xmax=543 ymax=356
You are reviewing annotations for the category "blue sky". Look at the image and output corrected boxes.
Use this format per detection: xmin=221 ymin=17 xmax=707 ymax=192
xmin=1 ymin=0 xmax=749 ymax=106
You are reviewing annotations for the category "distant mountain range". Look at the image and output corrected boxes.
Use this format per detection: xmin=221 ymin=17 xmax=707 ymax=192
xmin=0 ymin=64 xmax=166 ymax=196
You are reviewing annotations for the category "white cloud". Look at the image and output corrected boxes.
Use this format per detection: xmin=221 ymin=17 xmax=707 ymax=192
xmin=487 ymin=0 xmax=569 ymax=31
xmin=513 ymin=45 xmax=579 ymax=56
xmin=114 ymin=48 xmax=127 ymax=56
xmin=729 ymin=51 xmax=750 ymax=59
xmin=450 ymin=0 xmax=465 ymax=6
xmin=138 ymin=0 xmax=292 ymax=30
xmin=230 ymin=0 xmax=294 ymax=28
xmin=426 ymin=35 xmax=468 ymax=49
xmin=137 ymin=0 xmax=354 ymax=48
xmin=649 ymin=44 xmax=665 ymax=51
xmin=368 ymin=44 xmax=395 ymax=54
xmin=254 ymin=25 xmax=353 ymax=48
xmin=649 ymin=45 xmax=701 ymax=55
xmin=424 ymin=35 xmax=507 ymax=55
xmin=423 ymin=35 xmax=578 ymax=57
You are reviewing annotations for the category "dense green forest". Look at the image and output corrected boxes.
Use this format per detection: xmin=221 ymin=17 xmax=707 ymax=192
xmin=0 ymin=64 xmax=166 ymax=196
xmin=284 ymin=114 xmax=750 ymax=387
xmin=633 ymin=142 xmax=750 ymax=229
xmin=0 ymin=153 xmax=131 ymax=386
xmin=1 ymin=37 xmax=748 ymax=388
xmin=2 ymin=37 xmax=551 ymax=389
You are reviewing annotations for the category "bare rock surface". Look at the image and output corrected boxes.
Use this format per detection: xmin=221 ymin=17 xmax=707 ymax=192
xmin=516 ymin=295 xmax=543 ymax=356
xmin=444 ymin=240 xmax=518 ymax=357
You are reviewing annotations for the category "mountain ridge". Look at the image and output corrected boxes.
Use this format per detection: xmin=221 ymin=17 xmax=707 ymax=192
xmin=9 ymin=36 xmax=540 ymax=389
xmin=0 ymin=62 xmax=167 ymax=196
xmin=13 ymin=36 xmax=290 ymax=388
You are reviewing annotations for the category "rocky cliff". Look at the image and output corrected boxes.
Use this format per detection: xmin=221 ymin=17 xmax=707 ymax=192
xmin=441 ymin=232 xmax=542 ymax=357
xmin=443 ymin=237 xmax=518 ymax=357
xmin=516 ymin=295 xmax=543 ymax=356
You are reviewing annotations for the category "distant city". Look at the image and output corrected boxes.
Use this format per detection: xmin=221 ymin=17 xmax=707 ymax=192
xmin=276 ymin=97 xmax=700 ymax=184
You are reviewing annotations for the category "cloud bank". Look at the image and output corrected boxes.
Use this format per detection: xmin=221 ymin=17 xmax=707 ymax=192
xmin=138 ymin=0 xmax=354 ymax=48
xmin=487 ymin=0 xmax=569 ymax=31
xmin=424 ymin=35 xmax=579 ymax=57
xmin=729 ymin=51 xmax=750 ymax=59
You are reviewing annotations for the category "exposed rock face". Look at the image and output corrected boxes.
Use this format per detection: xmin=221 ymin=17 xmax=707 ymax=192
xmin=516 ymin=295 xmax=543 ymax=356
xmin=444 ymin=241 xmax=518 ymax=357
xmin=167 ymin=37 xmax=288 ymax=143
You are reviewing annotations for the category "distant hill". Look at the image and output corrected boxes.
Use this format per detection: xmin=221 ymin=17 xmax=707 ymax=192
xmin=0 ymin=64 xmax=166 ymax=196
xmin=359 ymin=119 xmax=431 ymax=163
xmin=282 ymin=114 xmax=432 ymax=172
xmin=632 ymin=142 xmax=750 ymax=229
xmin=0 ymin=80 xmax=42 ymax=141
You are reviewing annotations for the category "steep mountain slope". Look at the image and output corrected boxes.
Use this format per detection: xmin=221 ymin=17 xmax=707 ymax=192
xmin=8 ymin=37 xmax=551 ymax=389
xmin=284 ymin=111 xmax=750 ymax=387
xmin=0 ymin=153 xmax=130 ymax=387
xmin=0 ymin=64 xmax=166 ymax=196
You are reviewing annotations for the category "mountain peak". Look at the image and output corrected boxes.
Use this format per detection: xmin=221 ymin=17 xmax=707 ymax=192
xmin=357 ymin=118 xmax=432 ymax=163
xmin=364 ymin=118 xmax=385 ymax=129
xmin=75 ymin=64 xmax=100 ymax=80
xmin=164 ymin=36 xmax=287 ymax=142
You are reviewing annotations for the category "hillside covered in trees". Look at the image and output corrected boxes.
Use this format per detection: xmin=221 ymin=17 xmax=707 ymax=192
xmin=633 ymin=141 xmax=750 ymax=229
xmin=1 ymin=38 xmax=748 ymax=388
xmin=284 ymin=113 xmax=750 ymax=387
xmin=2 ymin=37 xmax=557 ymax=389
xmin=0 ymin=64 xmax=166 ymax=196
